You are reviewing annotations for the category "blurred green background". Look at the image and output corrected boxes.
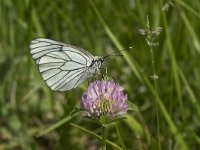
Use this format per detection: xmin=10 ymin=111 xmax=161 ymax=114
xmin=1 ymin=0 xmax=200 ymax=149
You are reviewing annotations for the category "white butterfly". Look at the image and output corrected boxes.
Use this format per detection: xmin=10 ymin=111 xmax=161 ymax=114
xmin=29 ymin=38 xmax=106 ymax=91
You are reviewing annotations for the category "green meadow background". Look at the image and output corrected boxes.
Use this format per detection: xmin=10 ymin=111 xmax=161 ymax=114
xmin=1 ymin=0 xmax=200 ymax=149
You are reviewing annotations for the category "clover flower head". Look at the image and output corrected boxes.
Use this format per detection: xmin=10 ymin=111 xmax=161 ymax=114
xmin=81 ymin=80 xmax=128 ymax=118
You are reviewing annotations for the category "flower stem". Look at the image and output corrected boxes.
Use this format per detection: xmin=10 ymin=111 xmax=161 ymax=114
xmin=146 ymin=15 xmax=161 ymax=150
xmin=101 ymin=125 xmax=106 ymax=150
xmin=150 ymin=43 xmax=161 ymax=150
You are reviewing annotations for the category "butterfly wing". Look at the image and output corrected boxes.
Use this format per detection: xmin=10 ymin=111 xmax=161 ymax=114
xmin=29 ymin=38 xmax=94 ymax=91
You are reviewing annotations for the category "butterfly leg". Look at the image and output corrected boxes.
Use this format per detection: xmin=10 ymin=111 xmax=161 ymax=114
xmin=91 ymin=74 xmax=95 ymax=82
xmin=105 ymin=67 xmax=108 ymax=79
xmin=91 ymin=71 xmax=97 ymax=82
xmin=99 ymin=67 xmax=108 ymax=80
xmin=100 ymin=68 xmax=104 ymax=79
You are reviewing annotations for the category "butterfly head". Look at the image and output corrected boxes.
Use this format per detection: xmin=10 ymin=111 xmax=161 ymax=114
xmin=99 ymin=56 xmax=106 ymax=64
xmin=92 ymin=56 xmax=106 ymax=67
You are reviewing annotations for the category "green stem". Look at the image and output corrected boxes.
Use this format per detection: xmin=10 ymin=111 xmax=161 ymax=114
xmin=102 ymin=125 xmax=106 ymax=150
xmin=150 ymin=44 xmax=161 ymax=150
xmin=115 ymin=123 xmax=127 ymax=150
xmin=146 ymin=16 xmax=161 ymax=149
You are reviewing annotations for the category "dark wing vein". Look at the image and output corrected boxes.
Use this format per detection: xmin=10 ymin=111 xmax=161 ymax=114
xmin=40 ymin=66 xmax=86 ymax=73
xmin=31 ymin=46 xmax=61 ymax=54
xmin=58 ymin=69 xmax=86 ymax=90
xmin=65 ymin=44 xmax=93 ymax=59
xmin=53 ymin=69 xmax=85 ymax=90
xmin=73 ymin=67 xmax=90 ymax=88
xmin=43 ymin=54 xmax=69 ymax=62
xmin=43 ymin=70 xmax=62 ymax=81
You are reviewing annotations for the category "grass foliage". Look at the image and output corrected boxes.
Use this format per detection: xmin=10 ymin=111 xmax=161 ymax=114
xmin=1 ymin=0 xmax=200 ymax=149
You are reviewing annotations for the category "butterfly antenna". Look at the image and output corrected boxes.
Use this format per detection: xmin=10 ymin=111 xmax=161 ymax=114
xmin=103 ymin=46 xmax=132 ymax=59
